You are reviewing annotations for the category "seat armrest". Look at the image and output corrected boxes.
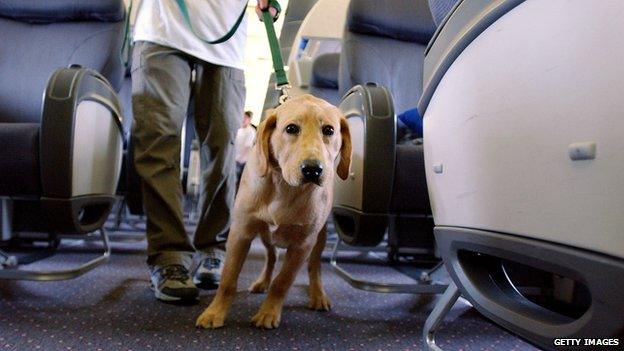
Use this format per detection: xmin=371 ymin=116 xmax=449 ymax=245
xmin=39 ymin=66 xmax=124 ymax=233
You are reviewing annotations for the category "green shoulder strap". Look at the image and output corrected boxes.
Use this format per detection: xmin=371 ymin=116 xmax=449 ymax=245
xmin=173 ymin=1 xmax=290 ymax=90
xmin=119 ymin=0 xmax=133 ymax=67
xmin=175 ymin=0 xmax=248 ymax=45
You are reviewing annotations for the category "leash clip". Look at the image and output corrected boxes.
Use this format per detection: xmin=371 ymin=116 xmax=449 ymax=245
xmin=276 ymin=84 xmax=292 ymax=105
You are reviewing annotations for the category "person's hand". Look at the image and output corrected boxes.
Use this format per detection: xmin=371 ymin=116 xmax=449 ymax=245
xmin=255 ymin=0 xmax=278 ymax=21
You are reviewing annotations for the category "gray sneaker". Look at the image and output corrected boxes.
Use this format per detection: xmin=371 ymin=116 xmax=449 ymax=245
xmin=193 ymin=250 xmax=225 ymax=290
xmin=150 ymin=265 xmax=199 ymax=302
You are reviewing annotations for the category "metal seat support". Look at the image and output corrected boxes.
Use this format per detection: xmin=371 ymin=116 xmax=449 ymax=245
xmin=423 ymin=281 xmax=461 ymax=351
xmin=0 ymin=228 xmax=111 ymax=281
xmin=330 ymin=239 xmax=448 ymax=294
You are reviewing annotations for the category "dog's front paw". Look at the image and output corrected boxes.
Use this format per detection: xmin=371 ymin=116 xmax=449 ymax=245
xmin=308 ymin=292 xmax=331 ymax=311
xmin=251 ymin=306 xmax=281 ymax=329
xmin=196 ymin=306 xmax=227 ymax=329
xmin=248 ymin=279 xmax=270 ymax=293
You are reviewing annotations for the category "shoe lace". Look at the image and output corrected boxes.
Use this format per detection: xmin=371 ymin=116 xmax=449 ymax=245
xmin=160 ymin=265 xmax=190 ymax=283
xmin=202 ymin=257 xmax=222 ymax=270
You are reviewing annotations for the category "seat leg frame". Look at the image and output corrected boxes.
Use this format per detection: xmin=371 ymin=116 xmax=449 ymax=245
xmin=0 ymin=228 xmax=111 ymax=281
xmin=423 ymin=281 xmax=461 ymax=351
xmin=330 ymin=239 xmax=448 ymax=294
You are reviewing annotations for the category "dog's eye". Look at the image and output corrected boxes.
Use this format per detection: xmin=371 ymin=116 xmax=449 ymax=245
xmin=285 ymin=124 xmax=300 ymax=135
xmin=322 ymin=125 xmax=334 ymax=136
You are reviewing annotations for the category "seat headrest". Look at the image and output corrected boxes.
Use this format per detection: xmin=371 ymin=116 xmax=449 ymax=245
xmin=347 ymin=0 xmax=436 ymax=44
xmin=0 ymin=0 xmax=125 ymax=23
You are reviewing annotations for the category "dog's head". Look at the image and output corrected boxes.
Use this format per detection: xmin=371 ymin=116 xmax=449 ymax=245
xmin=256 ymin=94 xmax=352 ymax=187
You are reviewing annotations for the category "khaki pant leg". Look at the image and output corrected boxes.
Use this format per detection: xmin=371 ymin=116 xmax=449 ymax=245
xmin=131 ymin=41 xmax=194 ymax=267
xmin=191 ymin=62 xmax=246 ymax=253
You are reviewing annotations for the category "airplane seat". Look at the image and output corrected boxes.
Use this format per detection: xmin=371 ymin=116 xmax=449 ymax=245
xmin=338 ymin=0 xmax=436 ymax=113
xmin=422 ymin=0 xmax=624 ymax=349
xmin=332 ymin=0 xmax=437 ymax=256
xmin=0 ymin=0 xmax=126 ymax=280
xmin=309 ymin=52 xmax=340 ymax=106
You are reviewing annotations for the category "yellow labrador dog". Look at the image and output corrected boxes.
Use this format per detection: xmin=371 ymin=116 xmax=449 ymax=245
xmin=196 ymin=94 xmax=351 ymax=329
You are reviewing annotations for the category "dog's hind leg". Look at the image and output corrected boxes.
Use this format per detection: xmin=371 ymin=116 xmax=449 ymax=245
xmin=249 ymin=232 xmax=277 ymax=293
xmin=307 ymin=224 xmax=331 ymax=311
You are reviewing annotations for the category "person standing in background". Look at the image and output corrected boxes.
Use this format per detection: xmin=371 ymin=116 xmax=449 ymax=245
xmin=131 ymin=0 xmax=280 ymax=302
xmin=234 ymin=111 xmax=256 ymax=188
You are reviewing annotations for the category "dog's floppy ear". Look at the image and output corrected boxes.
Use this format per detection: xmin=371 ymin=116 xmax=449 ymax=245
xmin=336 ymin=117 xmax=352 ymax=180
xmin=256 ymin=109 xmax=278 ymax=177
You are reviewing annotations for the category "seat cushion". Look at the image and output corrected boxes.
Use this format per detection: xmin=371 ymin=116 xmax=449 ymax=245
xmin=0 ymin=123 xmax=41 ymax=196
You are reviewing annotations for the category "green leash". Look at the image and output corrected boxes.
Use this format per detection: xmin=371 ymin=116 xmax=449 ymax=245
xmin=260 ymin=5 xmax=287 ymax=87
xmin=261 ymin=5 xmax=291 ymax=103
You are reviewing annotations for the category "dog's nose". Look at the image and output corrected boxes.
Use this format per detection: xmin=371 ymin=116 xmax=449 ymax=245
xmin=300 ymin=159 xmax=323 ymax=184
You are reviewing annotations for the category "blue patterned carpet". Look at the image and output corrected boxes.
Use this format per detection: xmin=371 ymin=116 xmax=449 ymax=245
xmin=0 ymin=221 xmax=539 ymax=351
